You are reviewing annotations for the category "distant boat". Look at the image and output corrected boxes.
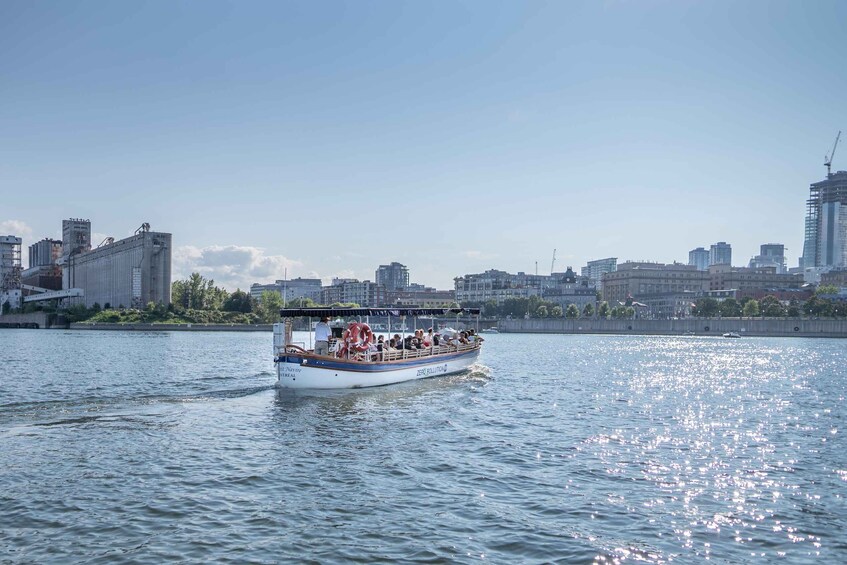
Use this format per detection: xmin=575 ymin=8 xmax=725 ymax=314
xmin=480 ymin=327 xmax=499 ymax=334
xmin=723 ymin=332 xmax=741 ymax=338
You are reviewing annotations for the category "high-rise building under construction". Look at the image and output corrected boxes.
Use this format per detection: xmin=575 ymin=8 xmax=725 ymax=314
xmin=802 ymin=170 xmax=847 ymax=269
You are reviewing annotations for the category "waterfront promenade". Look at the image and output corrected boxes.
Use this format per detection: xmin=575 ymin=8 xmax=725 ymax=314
xmin=501 ymin=317 xmax=847 ymax=338
xmin=3 ymin=312 xmax=847 ymax=338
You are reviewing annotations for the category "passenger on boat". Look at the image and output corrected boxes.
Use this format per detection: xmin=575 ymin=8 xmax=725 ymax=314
xmin=367 ymin=339 xmax=379 ymax=361
xmin=376 ymin=335 xmax=385 ymax=352
xmin=314 ymin=316 xmax=331 ymax=356
xmin=423 ymin=328 xmax=433 ymax=347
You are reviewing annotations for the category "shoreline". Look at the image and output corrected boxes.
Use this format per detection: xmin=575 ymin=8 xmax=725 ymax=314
xmin=69 ymin=322 xmax=274 ymax=332
xmin=499 ymin=317 xmax=847 ymax=338
xmin=3 ymin=313 xmax=847 ymax=338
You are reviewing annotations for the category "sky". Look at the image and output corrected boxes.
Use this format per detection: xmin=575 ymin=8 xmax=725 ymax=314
xmin=2 ymin=0 xmax=846 ymax=290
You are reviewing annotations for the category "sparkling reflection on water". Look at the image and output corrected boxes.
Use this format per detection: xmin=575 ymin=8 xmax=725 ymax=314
xmin=1 ymin=330 xmax=846 ymax=563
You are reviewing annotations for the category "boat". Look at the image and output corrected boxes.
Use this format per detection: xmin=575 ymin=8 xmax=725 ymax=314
xmin=274 ymin=307 xmax=483 ymax=389
xmin=480 ymin=327 xmax=499 ymax=334
xmin=723 ymin=332 xmax=741 ymax=338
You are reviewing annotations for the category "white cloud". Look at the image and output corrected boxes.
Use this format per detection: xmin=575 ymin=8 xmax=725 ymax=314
xmin=0 ymin=219 xmax=33 ymax=238
xmin=0 ymin=220 xmax=34 ymax=266
xmin=173 ymin=244 xmax=303 ymax=291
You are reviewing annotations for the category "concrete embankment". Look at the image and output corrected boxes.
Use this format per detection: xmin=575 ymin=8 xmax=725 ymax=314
xmin=0 ymin=312 xmax=64 ymax=329
xmin=500 ymin=318 xmax=847 ymax=338
xmin=70 ymin=322 xmax=274 ymax=332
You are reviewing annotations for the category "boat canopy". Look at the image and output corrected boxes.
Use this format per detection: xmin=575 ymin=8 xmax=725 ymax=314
xmin=279 ymin=307 xmax=480 ymax=318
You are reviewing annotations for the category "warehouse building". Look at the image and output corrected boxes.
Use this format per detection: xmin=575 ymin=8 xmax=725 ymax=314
xmin=64 ymin=223 xmax=172 ymax=308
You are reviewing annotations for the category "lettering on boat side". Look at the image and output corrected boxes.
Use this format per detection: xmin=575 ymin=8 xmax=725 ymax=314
xmin=280 ymin=365 xmax=302 ymax=378
xmin=416 ymin=364 xmax=448 ymax=377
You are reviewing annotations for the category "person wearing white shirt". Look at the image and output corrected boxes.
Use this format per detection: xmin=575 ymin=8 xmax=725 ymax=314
xmin=314 ymin=317 xmax=332 ymax=356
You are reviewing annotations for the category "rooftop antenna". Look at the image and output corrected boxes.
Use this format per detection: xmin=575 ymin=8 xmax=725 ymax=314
xmin=825 ymin=130 xmax=841 ymax=177
xmin=551 ymin=248 xmax=557 ymax=275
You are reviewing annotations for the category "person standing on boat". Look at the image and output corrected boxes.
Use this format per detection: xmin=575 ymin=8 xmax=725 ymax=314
xmin=314 ymin=316 xmax=331 ymax=356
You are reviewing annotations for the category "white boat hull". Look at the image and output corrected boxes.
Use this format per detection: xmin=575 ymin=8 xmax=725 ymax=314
xmin=276 ymin=348 xmax=480 ymax=389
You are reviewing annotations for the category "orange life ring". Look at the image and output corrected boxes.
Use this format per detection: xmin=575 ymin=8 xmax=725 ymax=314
xmin=343 ymin=322 xmax=372 ymax=354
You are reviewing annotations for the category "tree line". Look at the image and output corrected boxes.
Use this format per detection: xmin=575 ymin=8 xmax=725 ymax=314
xmin=463 ymin=296 xmax=636 ymax=319
xmin=464 ymin=285 xmax=847 ymax=320
xmin=691 ymin=286 xmax=847 ymax=318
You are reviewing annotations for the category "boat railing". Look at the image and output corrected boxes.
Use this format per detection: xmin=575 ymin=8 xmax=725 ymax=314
xmin=381 ymin=341 xmax=479 ymax=362
xmin=278 ymin=339 xmax=480 ymax=362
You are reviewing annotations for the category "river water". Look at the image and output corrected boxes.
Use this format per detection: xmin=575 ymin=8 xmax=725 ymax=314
xmin=1 ymin=330 xmax=845 ymax=563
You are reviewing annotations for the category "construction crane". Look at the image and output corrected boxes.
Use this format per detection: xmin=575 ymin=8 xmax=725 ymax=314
xmin=825 ymin=131 xmax=841 ymax=176
xmin=551 ymin=249 xmax=557 ymax=275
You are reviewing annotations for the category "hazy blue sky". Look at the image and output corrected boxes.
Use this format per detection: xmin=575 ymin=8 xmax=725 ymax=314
xmin=2 ymin=0 xmax=845 ymax=290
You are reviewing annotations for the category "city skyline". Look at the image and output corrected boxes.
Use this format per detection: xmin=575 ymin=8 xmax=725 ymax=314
xmin=2 ymin=1 xmax=846 ymax=290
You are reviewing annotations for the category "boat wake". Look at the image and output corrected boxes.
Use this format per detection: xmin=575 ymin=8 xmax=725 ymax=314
xmin=456 ymin=362 xmax=492 ymax=385
xmin=0 ymin=382 xmax=277 ymax=429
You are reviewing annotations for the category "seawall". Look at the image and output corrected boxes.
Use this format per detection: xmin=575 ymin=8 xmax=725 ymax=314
xmin=70 ymin=323 xmax=274 ymax=332
xmin=499 ymin=318 xmax=847 ymax=338
xmin=0 ymin=312 xmax=64 ymax=329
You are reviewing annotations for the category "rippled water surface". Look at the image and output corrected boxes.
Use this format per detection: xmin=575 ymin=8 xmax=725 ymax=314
xmin=2 ymin=330 xmax=846 ymax=563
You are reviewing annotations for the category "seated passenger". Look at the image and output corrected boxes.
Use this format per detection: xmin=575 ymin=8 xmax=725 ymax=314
xmin=367 ymin=340 xmax=379 ymax=361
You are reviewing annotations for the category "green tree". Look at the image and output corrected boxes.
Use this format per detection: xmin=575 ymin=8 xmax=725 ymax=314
xmin=804 ymin=295 xmax=834 ymax=317
xmin=817 ymin=284 xmax=839 ymax=296
xmin=171 ymin=273 xmax=229 ymax=310
xmin=760 ymin=295 xmax=786 ymax=317
xmin=256 ymin=290 xmax=284 ymax=323
xmin=535 ymin=305 xmax=548 ymax=318
xmin=693 ymin=297 xmax=719 ymax=317
xmin=624 ymin=306 xmax=635 ymax=319
xmin=743 ymin=299 xmax=760 ymax=317
xmin=786 ymin=298 xmax=801 ymax=318
xmin=223 ymin=289 xmax=253 ymax=313
xmin=286 ymin=296 xmax=319 ymax=308
xmin=483 ymin=300 xmax=499 ymax=318
xmin=583 ymin=302 xmax=594 ymax=318
xmin=719 ymin=298 xmax=741 ymax=318
xmin=551 ymin=305 xmax=563 ymax=318
xmin=565 ymin=304 xmax=580 ymax=319
xmin=598 ymin=301 xmax=610 ymax=319
xmin=501 ymin=297 xmax=530 ymax=318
